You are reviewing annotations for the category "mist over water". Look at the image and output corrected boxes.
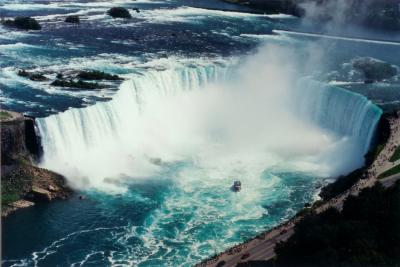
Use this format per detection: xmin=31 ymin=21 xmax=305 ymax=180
xmin=29 ymin=44 xmax=382 ymax=265
xmin=1 ymin=0 xmax=387 ymax=265
xmin=37 ymin=44 xmax=380 ymax=192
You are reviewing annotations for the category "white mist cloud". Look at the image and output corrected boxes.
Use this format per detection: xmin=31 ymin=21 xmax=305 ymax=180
xmin=38 ymin=44 xmax=374 ymax=192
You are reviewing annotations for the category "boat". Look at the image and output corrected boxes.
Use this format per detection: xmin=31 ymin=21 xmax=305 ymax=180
xmin=232 ymin=180 xmax=241 ymax=192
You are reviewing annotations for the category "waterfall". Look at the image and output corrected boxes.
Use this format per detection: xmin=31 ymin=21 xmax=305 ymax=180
xmin=36 ymin=63 xmax=382 ymax=190
xmin=37 ymin=63 xmax=234 ymax=190
xmin=294 ymin=78 xmax=382 ymax=155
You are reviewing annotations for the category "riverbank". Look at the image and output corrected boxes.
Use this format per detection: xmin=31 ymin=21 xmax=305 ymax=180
xmin=1 ymin=110 xmax=72 ymax=217
xmin=196 ymin=111 xmax=400 ymax=267
xmin=220 ymin=0 xmax=400 ymax=31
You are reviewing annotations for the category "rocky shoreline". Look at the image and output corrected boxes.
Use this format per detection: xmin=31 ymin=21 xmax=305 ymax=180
xmin=1 ymin=110 xmax=72 ymax=217
xmin=223 ymin=0 xmax=400 ymax=31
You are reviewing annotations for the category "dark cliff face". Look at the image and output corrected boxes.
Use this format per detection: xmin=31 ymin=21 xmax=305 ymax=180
xmin=1 ymin=114 xmax=42 ymax=165
xmin=1 ymin=110 xmax=69 ymax=217
xmin=24 ymin=116 xmax=43 ymax=160
xmin=1 ymin=117 xmax=27 ymax=165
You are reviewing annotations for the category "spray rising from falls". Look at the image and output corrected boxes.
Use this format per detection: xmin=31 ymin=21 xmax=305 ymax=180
xmin=37 ymin=53 xmax=381 ymax=192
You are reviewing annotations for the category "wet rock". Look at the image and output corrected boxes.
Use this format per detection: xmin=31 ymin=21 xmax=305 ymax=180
xmin=65 ymin=15 xmax=80 ymax=24
xmin=107 ymin=7 xmax=132 ymax=19
xmin=17 ymin=70 xmax=47 ymax=81
xmin=48 ymin=185 xmax=58 ymax=192
xmin=1 ymin=200 xmax=35 ymax=216
xmin=29 ymin=73 xmax=47 ymax=81
xmin=11 ymin=200 xmax=34 ymax=209
xmin=2 ymin=17 xmax=41 ymax=30
xmin=29 ymin=186 xmax=52 ymax=202
xmin=77 ymin=70 xmax=123 ymax=81
xmin=353 ymin=57 xmax=397 ymax=82
xmin=51 ymin=79 xmax=103 ymax=90
xmin=17 ymin=69 xmax=30 ymax=78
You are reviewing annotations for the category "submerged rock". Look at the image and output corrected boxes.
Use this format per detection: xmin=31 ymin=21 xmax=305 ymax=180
xmin=353 ymin=57 xmax=397 ymax=82
xmin=107 ymin=7 xmax=132 ymax=19
xmin=65 ymin=15 xmax=80 ymax=24
xmin=2 ymin=17 xmax=41 ymax=30
xmin=77 ymin=70 xmax=123 ymax=81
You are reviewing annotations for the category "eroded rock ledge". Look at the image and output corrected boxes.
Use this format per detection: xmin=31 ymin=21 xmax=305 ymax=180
xmin=1 ymin=110 xmax=72 ymax=217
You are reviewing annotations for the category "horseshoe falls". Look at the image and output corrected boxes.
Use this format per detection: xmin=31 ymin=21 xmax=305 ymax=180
xmin=37 ymin=64 xmax=235 ymax=191
xmin=1 ymin=0 xmax=392 ymax=266
xmin=30 ymin=57 xmax=381 ymax=266
xmin=37 ymin=64 xmax=382 ymax=191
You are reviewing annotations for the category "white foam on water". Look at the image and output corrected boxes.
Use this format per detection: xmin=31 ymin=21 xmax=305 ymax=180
xmin=37 ymin=46 xmax=381 ymax=193
xmin=266 ymin=13 xmax=298 ymax=19
xmin=137 ymin=6 xmax=268 ymax=24
xmin=0 ymin=2 xmax=64 ymax=11
xmin=274 ymin=30 xmax=400 ymax=46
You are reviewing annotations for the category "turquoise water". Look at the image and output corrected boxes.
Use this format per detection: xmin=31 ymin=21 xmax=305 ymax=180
xmin=2 ymin=171 xmax=318 ymax=266
xmin=0 ymin=0 xmax=390 ymax=266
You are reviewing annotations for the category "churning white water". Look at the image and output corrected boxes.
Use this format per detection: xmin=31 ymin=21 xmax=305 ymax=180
xmin=37 ymin=46 xmax=381 ymax=192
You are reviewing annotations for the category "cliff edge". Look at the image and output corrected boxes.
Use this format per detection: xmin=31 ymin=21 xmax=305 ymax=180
xmin=1 ymin=110 xmax=72 ymax=217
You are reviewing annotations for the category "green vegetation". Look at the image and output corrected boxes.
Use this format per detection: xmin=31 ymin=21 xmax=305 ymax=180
xmin=274 ymin=181 xmax=400 ymax=266
xmin=1 ymin=193 xmax=20 ymax=207
xmin=390 ymin=147 xmax=400 ymax=162
xmin=1 ymin=165 xmax=29 ymax=207
xmin=51 ymin=79 xmax=102 ymax=90
xmin=2 ymin=17 xmax=41 ymax=30
xmin=77 ymin=70 xmax=122 ymax=81
xmin=0 ymin=111 xmax=12 ymax=121
xmin=379 ymin=164 xmax=400 ymax=179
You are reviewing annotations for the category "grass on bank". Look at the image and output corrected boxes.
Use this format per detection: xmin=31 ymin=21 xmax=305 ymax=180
xmin=378 ymin=164 xmax=400 ymax=179
xmin=390 ymin=146 xmax=400 ymax=162
xmin=0 ymin=111 xmax=12 ymax=121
